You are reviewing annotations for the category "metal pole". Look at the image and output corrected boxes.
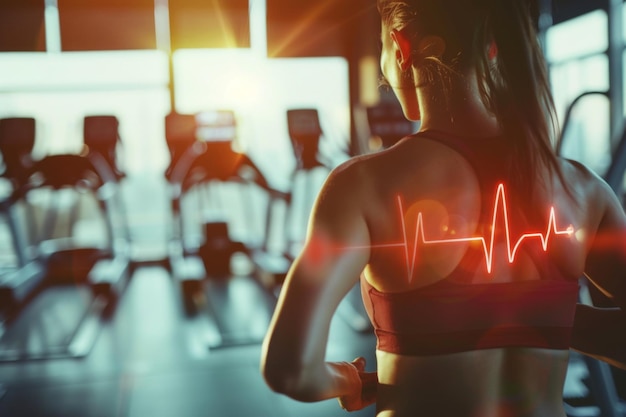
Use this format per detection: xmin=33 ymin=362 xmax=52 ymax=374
xmin=154 ymin=0 xmax=174 ymax=112
xmin=608 ymin=0 xmax=624 ymax=147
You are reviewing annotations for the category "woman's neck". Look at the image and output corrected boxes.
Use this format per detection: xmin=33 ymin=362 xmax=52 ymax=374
xmin=416 ymin=69 xmax=500 ymax=138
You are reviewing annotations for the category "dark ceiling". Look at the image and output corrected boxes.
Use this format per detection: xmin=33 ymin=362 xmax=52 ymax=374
xmin=0 ymin=0 xmax=46 ymax=52
xmin=551 ymin=0 xmax=607 ymax=25
xmin=0 ymin=0 xmax=611 ymax=54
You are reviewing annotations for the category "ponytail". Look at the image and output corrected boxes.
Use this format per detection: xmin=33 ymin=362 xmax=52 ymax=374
xmin=479 ymin=0 xmax=566 ymax=204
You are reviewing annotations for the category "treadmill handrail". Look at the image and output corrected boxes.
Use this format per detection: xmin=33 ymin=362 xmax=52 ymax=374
xmin=604 ymin=119 xmax=626 ymax=194
xmin=556 ymin=91 xmax=609 ymax=156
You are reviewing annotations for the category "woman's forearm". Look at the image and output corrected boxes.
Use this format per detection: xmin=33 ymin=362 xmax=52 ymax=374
xmin=570 ymin=304 xmax=626 ymax=370
xmin=267 ymin=361 xmax=361 ymax=403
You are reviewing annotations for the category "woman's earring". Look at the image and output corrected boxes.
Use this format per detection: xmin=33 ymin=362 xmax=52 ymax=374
xmin=488 ymin=40 xmax=498 ymax=60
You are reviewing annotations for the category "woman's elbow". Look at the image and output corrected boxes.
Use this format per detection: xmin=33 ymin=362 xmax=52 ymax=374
xmin=262 ymin=360 xmax=292 ymax=394
xmin=261 ymin=359 xmax=318 ymax=401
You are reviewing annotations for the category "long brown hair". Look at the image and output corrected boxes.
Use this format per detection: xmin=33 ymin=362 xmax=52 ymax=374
xmin=378 ymin=0 xmax=568 ymax=206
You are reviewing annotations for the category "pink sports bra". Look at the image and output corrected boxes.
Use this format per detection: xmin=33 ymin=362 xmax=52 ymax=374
xmin=361 ymin=278 xmax=579 ymax=355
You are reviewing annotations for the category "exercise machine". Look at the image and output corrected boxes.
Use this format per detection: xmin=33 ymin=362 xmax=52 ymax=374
xmin=365 ymin=101 xmax=418 ymax=151
xmin=0 ymin=117 xmax=130 ymax=361
xmin=165 ymin=110 xmax=290 ymax=349
xmin=285 ymin=108 xmax=332 ymax=255
xmin=83 ymin=114 xmax=131 ymax=259
xmin=0 ymin=117 xmax=46 ymax=341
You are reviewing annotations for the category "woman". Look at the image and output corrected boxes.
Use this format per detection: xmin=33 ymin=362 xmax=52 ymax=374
xmin=260 ymin=0 xmax=626 ymax=415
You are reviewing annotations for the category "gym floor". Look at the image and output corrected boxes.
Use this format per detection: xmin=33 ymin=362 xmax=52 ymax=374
xmin=0 ymin=264 xmax=378 ymax=417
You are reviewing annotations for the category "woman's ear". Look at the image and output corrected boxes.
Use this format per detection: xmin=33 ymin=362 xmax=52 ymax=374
xmin=390 ymin=29 xmax=413 ymax=71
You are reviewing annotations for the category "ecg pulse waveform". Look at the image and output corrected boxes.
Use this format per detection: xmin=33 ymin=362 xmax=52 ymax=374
xmin=361 ymin=183 xmax=575 ymax=281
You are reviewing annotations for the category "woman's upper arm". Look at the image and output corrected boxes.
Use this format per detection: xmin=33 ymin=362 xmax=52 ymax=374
xmin=261 ymin=161 xmax=371 ymax=387
xmin=584 ymin=179 xmax=626 ymax=309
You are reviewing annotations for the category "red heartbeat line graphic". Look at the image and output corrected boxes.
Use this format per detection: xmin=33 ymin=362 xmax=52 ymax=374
xmin=347 ymin=183 xmax=575 ymax=282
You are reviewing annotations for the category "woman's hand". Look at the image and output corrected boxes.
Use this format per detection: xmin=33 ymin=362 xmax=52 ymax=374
xmin=337 ymin=357 xmax=378 ymax=411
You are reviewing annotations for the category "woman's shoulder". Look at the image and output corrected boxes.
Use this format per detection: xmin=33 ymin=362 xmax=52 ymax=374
xmin=323 ymin=137 xmax=480 ymax=209
xmin=558 ymin=157 xmax=612 ymax=200
xmin=335 ymin=136 xmax=476 ymax=178
xmin=559 ymin=157 xmax=601 ymax=180
xmin=324 ymin=145 xmax=401 ymax=187
xmin=314 ymin=154 xmax=374 ymax=210
xmin=556 ymin=157 xmax=622 ymax=230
